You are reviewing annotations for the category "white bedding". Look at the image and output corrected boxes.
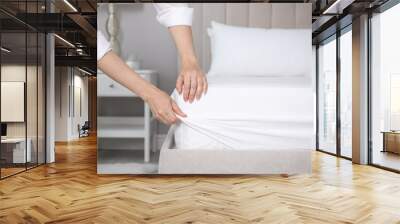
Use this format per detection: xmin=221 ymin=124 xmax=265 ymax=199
xmin=172 ymin=76 xmax=314 ymax=150
xmin=207 ymin=22 xmax=312 ymax=77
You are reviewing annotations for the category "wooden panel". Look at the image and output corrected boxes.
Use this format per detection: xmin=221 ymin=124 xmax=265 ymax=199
xmin=88 ymin=77 xmax=97 ymax=132
xmin=201 ymin=3 xmax=226 ymax=72
xmin=271 ymin=4 xmax=296 ymax=28
xmin=249 ymin=3 xmax=272 ymax=28
xmin=296 ymin=3 xmax=312 ymax=29
xmin=226 ymin=3 xmax=249 ymax=26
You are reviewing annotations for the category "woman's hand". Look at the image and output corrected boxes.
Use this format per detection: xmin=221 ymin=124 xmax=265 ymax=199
xmin=168 ymin=26 xmax=207 ymax=103
xmin=146 ymin=88 xmax=187 ymax=125
xmin=176 ymin=60 xmax=208 ymax=103
xmin=98 ymin=51 xmax=185 ymax=125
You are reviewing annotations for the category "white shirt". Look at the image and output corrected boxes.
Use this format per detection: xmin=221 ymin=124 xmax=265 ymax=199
xmin=97 ymin=3 xmax=193 ymax=61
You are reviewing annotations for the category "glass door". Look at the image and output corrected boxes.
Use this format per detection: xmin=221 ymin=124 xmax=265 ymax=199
xmin=317 ymin=25 xmax=354 ymax=159
xmin=317 ymin=36 xmax=337 ymax=154
xmin=1 ymin=29 xmax=28 ymax=178
xmin=0 ymin=1 xmax=46 ymax=179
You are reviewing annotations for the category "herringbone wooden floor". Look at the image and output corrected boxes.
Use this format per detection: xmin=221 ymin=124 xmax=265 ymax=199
xmin=1 ymin=135 xmax=400 ymax=224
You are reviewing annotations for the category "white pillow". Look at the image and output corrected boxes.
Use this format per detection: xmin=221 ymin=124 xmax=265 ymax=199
xmin=207 ymin=21 xmax=311 ymax=77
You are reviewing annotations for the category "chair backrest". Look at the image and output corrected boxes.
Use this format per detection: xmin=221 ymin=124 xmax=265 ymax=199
xmin=82 ymin=121 xmax=90 ymax=129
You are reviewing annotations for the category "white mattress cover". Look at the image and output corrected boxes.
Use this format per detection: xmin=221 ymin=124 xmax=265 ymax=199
xmin=172 ymin=76 xmax=314 ymax=150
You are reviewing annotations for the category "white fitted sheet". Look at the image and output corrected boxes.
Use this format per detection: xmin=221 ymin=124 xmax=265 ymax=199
xmin=172 ymin=76 xmax=314 ymax=150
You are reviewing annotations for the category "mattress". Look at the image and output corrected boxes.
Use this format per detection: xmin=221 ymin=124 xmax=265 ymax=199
xmin=172 ymin=76 xmax=314 ymax=150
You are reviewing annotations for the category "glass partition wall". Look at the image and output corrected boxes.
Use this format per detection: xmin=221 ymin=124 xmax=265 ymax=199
xmin=316 ymin=27 xmax=352 ymax=159
xmin=317 ymin=36 xmax=337 ymax=155
xmin=316 ymin=1 xmax=400 ymax=171
xmin=339 ymin=28 xmax=352 ymax=159
xmin=370 ymin=3 xmax=400 ymax=172
xmin=0 ymin=1 xmax=46 ymax=179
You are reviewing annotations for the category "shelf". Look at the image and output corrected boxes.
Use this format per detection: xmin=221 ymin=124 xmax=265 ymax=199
xmin=97 ymin=150 xmax=160 ymax=174
xmin=97 ymin=116 xmax=146 ymax=138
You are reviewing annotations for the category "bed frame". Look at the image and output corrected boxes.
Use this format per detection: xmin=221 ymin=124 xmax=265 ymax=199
xmin=158 ymin=126 xmax=312 ymax=174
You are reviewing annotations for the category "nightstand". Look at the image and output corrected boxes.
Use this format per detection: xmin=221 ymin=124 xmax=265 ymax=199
xmin=97 ymin=70 xmax=158 ymax=162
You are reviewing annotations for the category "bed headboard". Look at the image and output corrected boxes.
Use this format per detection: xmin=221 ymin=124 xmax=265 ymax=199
xmin=189 ymin=3 xmax=312 ymax=72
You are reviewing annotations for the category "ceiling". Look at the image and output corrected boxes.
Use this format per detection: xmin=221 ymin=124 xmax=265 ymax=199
xmin=0 ymin=0 xmax=395 ymax=74
xmin=0 ymin=0 xmax=97 ymax=74
xmin=311 ymin=0 xmax=391 ymax=43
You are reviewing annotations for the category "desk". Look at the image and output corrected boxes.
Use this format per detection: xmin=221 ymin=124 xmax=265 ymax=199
xmin=382 ymin=131 xmax=400 ymax=155
xmin=1 ymin=138 xmax=31 ymax=163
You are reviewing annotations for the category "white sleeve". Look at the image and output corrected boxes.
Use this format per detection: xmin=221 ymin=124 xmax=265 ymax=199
xmin=153 ymin=3 xmax=193 ymax=27
xmin=97 ymin=31 xmax=111 ymax=61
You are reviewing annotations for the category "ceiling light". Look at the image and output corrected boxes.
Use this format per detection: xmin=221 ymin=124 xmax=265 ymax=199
xmin=63 ymin=0 xmax=78 ymax=12
xmin=78 ymin=67 xmax=93 ymax=76
xmin=1 ymin=47 xmax=11 ymax=53
xmin=54 ymin=34 xmax=75 ymax=48
xmin=323 ymin=0 xmax=354 ymax=15
xmin=76 ymin=48 xmax=85 ymax=55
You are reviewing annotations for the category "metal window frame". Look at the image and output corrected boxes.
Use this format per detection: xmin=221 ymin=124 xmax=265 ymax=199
xmin=315 ymin=22 xmax=353 ymax=161
xmin=316 ymin=0 xmax=400 ymax=173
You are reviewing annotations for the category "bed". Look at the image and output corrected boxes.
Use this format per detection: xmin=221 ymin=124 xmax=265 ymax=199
xmin=159 ymin=18 xmax=313 ymax=174
xmin=158 ymin=76 xmax=314 ymax=174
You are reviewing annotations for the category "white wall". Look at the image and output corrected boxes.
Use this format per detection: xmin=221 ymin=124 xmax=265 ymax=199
xmin=71 ymin=74 xmax=89 ymax=138
xmin=55 ymin=67 xmax=69 ymax=141
xmin=55 ymin=67 xmax=89 ymax=141
xmin=98 ymin=4 xmax=178 ymax=94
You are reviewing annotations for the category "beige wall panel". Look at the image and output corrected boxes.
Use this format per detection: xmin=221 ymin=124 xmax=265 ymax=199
xmin=271 ymin=4 xmax=296 ymax=28
xmin=249 ymin=3 xmax=272 ymax=28
xmin=201 ymin=3 xmax=226 ymax=71
xmin=196 ymin=3 xmax=310 ymax=72
xmin=296 ymin=3 xmax=312 ymax=29
xmin=226 ymin=3 xmax=249 ymax=26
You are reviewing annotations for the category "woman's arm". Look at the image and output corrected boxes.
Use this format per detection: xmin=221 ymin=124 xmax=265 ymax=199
xmin=153 ymin=3 xmax=207 ymax=103
xmin=169 ymin=26 xmax=207 ymax=103
xmin=98 ymin=51 xmax=186 ymax=125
